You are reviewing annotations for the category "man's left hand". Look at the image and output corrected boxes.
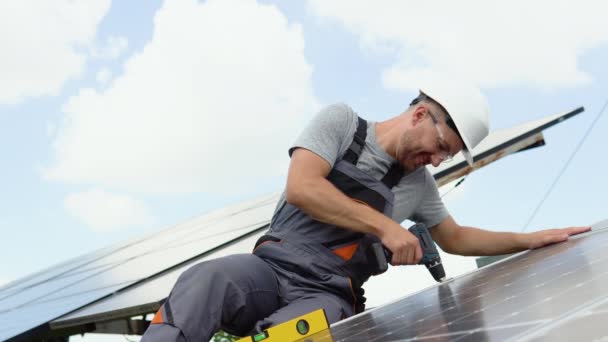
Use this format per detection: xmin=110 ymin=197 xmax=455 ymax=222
xmin=526 ymin=226 xmax=591 ymax=249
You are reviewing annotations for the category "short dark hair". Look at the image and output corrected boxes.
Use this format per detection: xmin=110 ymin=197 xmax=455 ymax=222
xmin=410 ymin=93 xmax=463 ymax=144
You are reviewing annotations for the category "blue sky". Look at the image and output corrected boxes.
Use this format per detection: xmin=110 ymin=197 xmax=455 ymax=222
xmin=1 ymin=0 xmax=608 ymax=340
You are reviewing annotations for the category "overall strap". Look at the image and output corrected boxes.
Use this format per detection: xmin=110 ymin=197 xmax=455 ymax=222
xmin=381 ymin=163 xmax=404 ymax=189
xmin=341 ymin=116 xmax=404 ymax=189
xmin=342 ymin=117 xmax=367 ymax=164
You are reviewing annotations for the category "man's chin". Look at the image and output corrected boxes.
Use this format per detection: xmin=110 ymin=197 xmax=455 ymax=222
xmin=403 ymin=160 xmax=421 ymax=172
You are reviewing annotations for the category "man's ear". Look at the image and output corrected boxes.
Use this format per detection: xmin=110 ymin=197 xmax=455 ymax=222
xmin=411 ymin=106 xmax=427 ymax=126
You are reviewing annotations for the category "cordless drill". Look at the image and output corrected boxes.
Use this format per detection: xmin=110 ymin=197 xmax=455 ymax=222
xmin=371 ymin=223 xmax=447 ymax=282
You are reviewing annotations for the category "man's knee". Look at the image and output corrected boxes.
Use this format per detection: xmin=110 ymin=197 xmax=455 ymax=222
xmin=178 ymin=257 xmax=225 ymax=284
xmin=179 ymin=254 xmax=267 ymax=282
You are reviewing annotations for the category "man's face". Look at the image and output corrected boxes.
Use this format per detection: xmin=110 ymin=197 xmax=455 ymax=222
xmin=396 ymin=106 xmax=463 ymax=171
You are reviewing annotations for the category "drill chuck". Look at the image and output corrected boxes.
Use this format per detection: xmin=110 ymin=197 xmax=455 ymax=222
xmin=426 ymin=260 xmax=447 ymax=282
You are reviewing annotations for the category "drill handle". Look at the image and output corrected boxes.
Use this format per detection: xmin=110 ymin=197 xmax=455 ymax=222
xmin=382 ymin=246 xmax=393 ymax=269
xmin=370 ymin=243 xmax=391 ymax=275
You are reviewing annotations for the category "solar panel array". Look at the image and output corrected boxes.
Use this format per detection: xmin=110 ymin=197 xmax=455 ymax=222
xmin=300 ymin=219 xmax=608 ymax=341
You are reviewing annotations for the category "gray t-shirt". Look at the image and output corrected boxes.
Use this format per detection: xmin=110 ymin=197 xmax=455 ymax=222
xmin=274 ymin=103 xmax=449 ymax=228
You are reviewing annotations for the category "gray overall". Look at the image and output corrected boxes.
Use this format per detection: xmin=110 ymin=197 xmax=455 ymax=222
xmin=141 ymin=117 xmax=403 ymax=342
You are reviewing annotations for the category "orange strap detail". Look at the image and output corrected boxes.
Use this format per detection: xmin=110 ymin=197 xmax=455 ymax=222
xmin=151 ymin=308 xmax=164 ymax=324
xmin=332 ymin=243 xmax=359 ymax=261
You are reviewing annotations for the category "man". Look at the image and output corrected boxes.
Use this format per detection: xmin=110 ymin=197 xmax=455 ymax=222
xmin=142 ymin=80 xmax=589 ymax=342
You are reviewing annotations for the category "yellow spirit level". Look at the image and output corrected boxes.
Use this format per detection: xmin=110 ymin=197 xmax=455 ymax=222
xmin=236 ymin=308 xmax=330 ymax=342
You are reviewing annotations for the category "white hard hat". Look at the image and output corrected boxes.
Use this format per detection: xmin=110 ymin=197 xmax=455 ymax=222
xmin=419 ymin=80 xmax=490 ymax=166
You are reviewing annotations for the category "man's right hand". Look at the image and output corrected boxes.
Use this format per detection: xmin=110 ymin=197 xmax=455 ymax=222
xmin=380 ymin=223 xmax=423 ymax=265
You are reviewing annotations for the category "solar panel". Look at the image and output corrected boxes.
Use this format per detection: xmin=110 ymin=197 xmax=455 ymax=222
xmin=299 ymin=219 xmax=608 ymax=341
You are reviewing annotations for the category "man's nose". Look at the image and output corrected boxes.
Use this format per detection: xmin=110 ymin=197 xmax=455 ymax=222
xmin=430 ymin=155 xmax=442 ymax=167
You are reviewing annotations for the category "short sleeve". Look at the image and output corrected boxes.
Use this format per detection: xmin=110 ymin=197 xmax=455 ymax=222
xmin=411 ymin=169 xmax=450 ymax=228
xmin=288 ymin=103 xmax=358 ymax=168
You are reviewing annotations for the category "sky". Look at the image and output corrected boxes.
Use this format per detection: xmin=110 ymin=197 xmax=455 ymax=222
xmin=1 ymin=0 xmax=608 ymax=341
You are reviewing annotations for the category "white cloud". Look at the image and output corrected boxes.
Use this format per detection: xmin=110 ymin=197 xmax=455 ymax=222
xmin=45 ymin=0 xmax=319 ymax=195
xmin=307 ymin=0 xmax=608 ymax=91
xmin=65 ymin=189 xmax=154 ymax=232
xmin=96 ymin=67 xmax=113 ymax=85
xmin=0 ymin=0 xmax=111 ymax=104
xmin=91 ymin=36 xmax=129 ymax=59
